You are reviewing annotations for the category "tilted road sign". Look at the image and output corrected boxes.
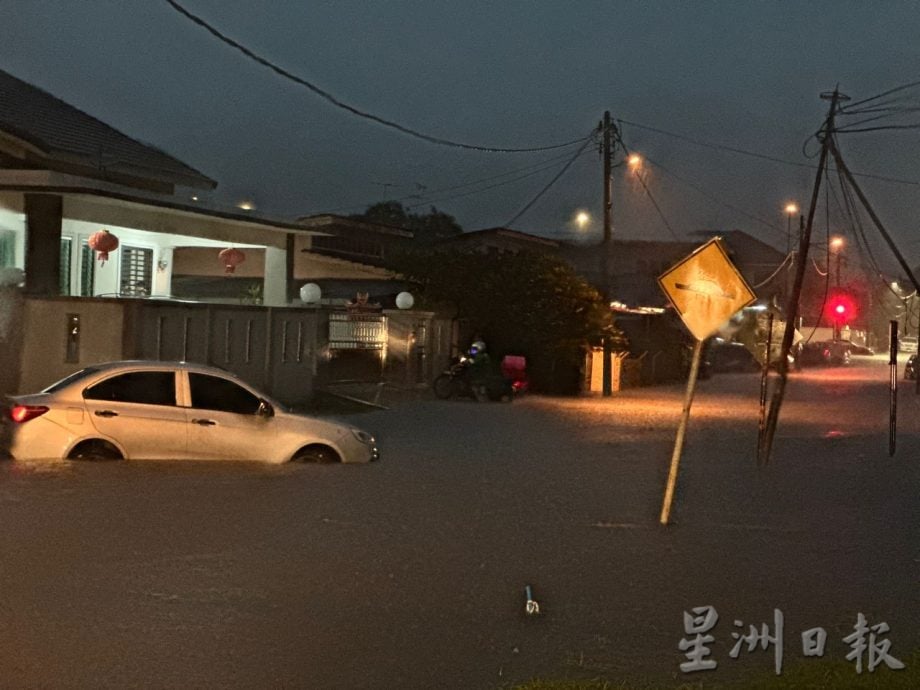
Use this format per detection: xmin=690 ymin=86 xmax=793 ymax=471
xmin=658 ymin=238 xmax=757 ymax=341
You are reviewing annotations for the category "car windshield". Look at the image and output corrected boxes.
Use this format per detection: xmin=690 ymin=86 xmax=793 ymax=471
xmin=41 ymin=366 xmax=102 ymax=394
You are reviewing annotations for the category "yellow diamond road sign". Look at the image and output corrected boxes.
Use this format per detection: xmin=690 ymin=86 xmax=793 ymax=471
xmin=658 ymin=238 xmax=757 ymax=341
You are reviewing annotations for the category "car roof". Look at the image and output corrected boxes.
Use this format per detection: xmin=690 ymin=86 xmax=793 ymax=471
xmin=88 ymin=360 xmax=233 ymax=375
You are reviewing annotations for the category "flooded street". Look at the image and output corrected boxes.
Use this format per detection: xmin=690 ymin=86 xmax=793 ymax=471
xmin=1 ymin=357 xmax=917 ymax=688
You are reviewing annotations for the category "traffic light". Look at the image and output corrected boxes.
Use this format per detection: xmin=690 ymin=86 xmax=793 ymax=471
xmin=826 ymin=292 xmax=857 ymax=324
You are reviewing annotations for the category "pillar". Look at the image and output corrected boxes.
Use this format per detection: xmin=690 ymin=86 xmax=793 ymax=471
xmin=263 ymin=245 xmax=287 ymax=307
xmin=24 ymin=193 xmax=63 ymax=296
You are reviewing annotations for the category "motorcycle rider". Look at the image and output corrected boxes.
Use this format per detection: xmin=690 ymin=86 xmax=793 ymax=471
xmin=467 ymin=339 xmax=491 ymax=401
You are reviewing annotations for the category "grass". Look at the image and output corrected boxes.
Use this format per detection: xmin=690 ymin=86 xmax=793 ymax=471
xmin=508 ymin=650 xmax=918 ymax=689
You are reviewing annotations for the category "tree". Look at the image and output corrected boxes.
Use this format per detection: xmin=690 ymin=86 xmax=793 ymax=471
xmin=351 ymin=201 xmax=462 ymax=244
xmin=392 ymin=248 xmax=621 ymax=393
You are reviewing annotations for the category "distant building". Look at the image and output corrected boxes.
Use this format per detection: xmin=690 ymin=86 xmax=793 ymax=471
xmin=433 ymin=227 xmax=560 ymax=255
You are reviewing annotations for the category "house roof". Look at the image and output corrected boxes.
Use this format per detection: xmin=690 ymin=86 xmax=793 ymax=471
xmin=438 ymin=227 xmax=560 ymax=248
xmin=296 ymin=213 xmax=415 ymax=238
xmin=0 ymin=69 xmax=216 ymax=191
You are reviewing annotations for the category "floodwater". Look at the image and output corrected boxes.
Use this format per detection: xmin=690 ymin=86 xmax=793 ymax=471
xmin=0 ymin=357 xmax=917 ymax=688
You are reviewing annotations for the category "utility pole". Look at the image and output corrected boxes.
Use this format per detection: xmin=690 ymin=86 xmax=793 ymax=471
xmin=601 ymin=110 xmax=614 ymax=396
xmin=760 ymin=88 xmax=845 ymax=464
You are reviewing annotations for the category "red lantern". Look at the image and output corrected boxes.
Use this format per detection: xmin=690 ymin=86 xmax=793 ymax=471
xmin=218 ymin=247 xmax=246 ymax=274
xmin=88 ymin=229 xmax=119 ymax=265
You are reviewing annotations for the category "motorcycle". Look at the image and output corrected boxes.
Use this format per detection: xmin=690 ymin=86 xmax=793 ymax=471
xmin=433 ymin=354 xmax=526 ymax=401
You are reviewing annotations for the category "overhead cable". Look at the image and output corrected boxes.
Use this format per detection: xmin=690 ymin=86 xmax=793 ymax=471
xmin=621 ymin=118 xmax=920 ymax=186
xmin=163 ymin=0 xmax=589 ymax=153
xmin=312 ymin=146 xmax=596 ymax=215
xmin=616 ymin=135 xmax=680 ymax=241
xmin=504 ymin=136 xmax=596 ymax=227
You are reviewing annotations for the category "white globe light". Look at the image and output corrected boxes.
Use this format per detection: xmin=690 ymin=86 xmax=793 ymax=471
xmin=300 ymin=283 xmax=322 ymax=303
xmin=395 ymin=291 xmax=414 ymax=310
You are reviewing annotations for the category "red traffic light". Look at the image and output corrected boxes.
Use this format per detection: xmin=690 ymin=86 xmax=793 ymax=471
xmin=826 ymin=293 xmax=857 ymax=322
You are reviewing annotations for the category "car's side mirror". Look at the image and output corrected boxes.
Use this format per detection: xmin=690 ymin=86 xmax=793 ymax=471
xmin=257 ymin=400 xmax=274 ymax=418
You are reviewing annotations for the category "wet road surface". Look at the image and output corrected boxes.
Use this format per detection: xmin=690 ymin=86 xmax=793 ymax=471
xmin=0 ymin=356 xmax=917 ymax=688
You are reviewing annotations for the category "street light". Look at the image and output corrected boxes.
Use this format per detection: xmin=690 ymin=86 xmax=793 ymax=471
xmin=829 ymin=236 xmax=846 ymax=341
xmin=575 ymin=211 xmax=590 ymax=229
xmin=783 ymin=202 xmax=799 ymax=254
xmin=830 ymin=235 xmax=845 ymax=287
xmin=627 ymin=153 xmax=642 ymax=171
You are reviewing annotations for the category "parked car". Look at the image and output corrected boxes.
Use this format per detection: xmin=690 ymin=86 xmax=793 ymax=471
xmin=905 ymin=354 xmax=918 ymax=380
xmin=1 ymin=361 xmax=379 ymax=463
xmin=706 ymin=340 xmax=760 ymax=373
xmin=796 ymin=340 xmax=851 ymax=367
xmin=898 ymin=335 xmax=918 ymax=354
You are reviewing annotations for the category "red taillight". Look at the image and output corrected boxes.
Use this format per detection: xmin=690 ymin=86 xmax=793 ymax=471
xmin=9 ymin=405 xmax=49 ymax=423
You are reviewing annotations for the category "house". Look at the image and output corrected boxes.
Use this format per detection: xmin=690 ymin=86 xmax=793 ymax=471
xmin=433 ymin=227 xmax=560 ymax=255
xmin=0 ymin=69 xmax=449 ymax=402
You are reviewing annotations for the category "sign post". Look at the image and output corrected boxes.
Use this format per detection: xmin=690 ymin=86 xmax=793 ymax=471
xmin=657 ymin=238 xmax=756 ymax=525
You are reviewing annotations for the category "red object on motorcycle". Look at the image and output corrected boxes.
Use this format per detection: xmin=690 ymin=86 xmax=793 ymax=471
xmin=501 ymin=355 xmax=528 ymax=393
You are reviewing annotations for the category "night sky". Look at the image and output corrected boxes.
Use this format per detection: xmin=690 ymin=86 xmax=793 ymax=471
xmin=4 ymin=1 xmax=920 ymax=270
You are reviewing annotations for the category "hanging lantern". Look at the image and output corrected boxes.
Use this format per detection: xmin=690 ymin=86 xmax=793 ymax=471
xmin=218 ymin=247 xmax=246 ymax=274
xmin=88 ymin=229 xmax=119 ymax=265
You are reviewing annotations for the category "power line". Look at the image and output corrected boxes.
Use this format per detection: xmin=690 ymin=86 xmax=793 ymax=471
xmin=408 ymin=148 xmax=596 ymax=210
xmin=642 ymin=155 xmax=787 ymax=244
xmin=163 ymin=0 xmax=589 ymax=153
xmin=619 ymin=117 xmax=920 ymax=186
xmin=615 ymin=135 xmax=680 ymax=241
xmin=505 ymin=136 xmax=596 ymax=227
xmin=841 ymin=79 xmax=920 ymax=111
xmin=619 ymin=118 xmax=816 ymax=170
xmin=308 ymin=144 xmax=597 ymax=215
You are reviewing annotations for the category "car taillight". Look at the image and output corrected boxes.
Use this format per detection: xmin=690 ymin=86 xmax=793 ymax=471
xmin=9 ymin=405 xmax=49 ymax=423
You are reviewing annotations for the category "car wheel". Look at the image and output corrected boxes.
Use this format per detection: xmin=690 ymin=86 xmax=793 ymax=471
xmin=68 ymin=439 xmax=123 ymax=461
xmin=433 ymin=374 xmax=456 ymax=400
xmin=292 ymin=445 xmax=340 ymax=464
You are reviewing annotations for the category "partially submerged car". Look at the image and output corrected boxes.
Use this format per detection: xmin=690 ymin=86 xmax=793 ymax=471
xmin=2 ymin=361 xmax=379 ymax=463
xmin=796 ymin=340 xmax=851 ymax=367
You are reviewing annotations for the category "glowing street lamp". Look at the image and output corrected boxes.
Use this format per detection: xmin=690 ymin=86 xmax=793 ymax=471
xmin=783 ymin=202 xmax=799 ymax=254
xmin=627 ymin=153 xmax=642 ymax=171
xmin=575 ymin=211 xmax=590 ymax=229
xmin=830 ymin=235 xmax=845 ymax=293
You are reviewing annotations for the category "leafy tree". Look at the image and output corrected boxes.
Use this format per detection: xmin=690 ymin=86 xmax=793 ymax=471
xmin=392 ymin=248 xmax=621 ymax=393
xmin=351 ymin=201 xmax=462 ymax=243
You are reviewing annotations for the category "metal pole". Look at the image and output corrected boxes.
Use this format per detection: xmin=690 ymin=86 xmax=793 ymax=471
xmin=602 ymin=111 xmax=613 ymax=397
xmin=757 ymin=312 xmax=774 ymax=464
xmin=889 ymin=320 xmax=898 ymax=456
xmin=915 ymin=306 xmax=920 ymax=395
xmin=659 ymin=338 xmax=704 ymax=526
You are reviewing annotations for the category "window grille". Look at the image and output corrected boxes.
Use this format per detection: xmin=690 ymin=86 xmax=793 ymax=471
xmin=120 ymin=246 xmax=153 ymax=296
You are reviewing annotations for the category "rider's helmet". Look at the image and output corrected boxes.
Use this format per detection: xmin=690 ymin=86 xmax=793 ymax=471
xmin=468 ymin=340 xmax=486 ymax=357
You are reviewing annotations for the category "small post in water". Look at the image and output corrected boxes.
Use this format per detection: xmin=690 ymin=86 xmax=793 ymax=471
xmin=757 ymin=312 xmax=774 ymax=464
xmin=889 ymin=320 xmax=898 ymax=457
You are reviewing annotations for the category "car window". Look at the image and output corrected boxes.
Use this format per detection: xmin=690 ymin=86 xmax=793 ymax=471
xmin=43 ymin=366 xmax=101 ymax=394
xmin=188 ymin=373 xmax=261 ymax=415
xmin=84 ymin=371 xmax=176 ymax=406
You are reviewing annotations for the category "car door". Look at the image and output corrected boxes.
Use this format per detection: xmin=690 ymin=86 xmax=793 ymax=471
xmin=185 ymin=372 xmax=273 ymax=460
xmin=83 ymin=370 xmax=187 ymax=459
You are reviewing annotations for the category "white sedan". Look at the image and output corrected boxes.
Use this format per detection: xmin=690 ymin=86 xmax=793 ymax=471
xmin=2 ymin=361 xmax=379 ymax=463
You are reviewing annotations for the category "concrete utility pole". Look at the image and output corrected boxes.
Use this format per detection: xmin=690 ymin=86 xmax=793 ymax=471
xmin=601 ymin=110 xmax=614 ymax=396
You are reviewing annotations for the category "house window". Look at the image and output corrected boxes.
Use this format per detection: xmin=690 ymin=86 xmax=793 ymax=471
xmin=0 ymin=230 xmax=15 ymax=268
xmin=60 ymin=237 xmax=72 ymax=295
xmin=120 ymin=246 xmax=153 ymax=296
xmin=80 ymin=240 xmax=96 ymax=296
